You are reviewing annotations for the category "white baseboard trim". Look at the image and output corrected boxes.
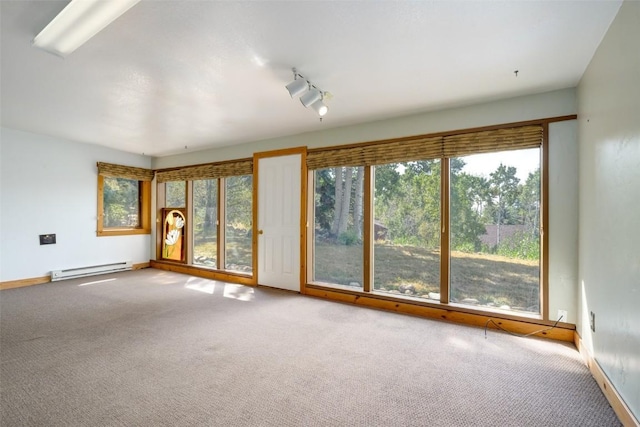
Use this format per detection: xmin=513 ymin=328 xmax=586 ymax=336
xmin=0 ymin=262 xmax=150 ymax=290
xmin=574 ymin=332 xmax=639 ymax=427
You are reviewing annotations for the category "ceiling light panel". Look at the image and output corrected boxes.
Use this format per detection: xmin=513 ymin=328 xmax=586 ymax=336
xmin=32 ymin=0 xmax=141 ymax=57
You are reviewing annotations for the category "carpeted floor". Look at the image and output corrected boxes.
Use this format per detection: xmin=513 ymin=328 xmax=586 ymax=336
xmin=0 ymin=269 xmax=620 ymax=426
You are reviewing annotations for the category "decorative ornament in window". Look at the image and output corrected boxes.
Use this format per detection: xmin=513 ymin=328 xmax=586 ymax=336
xmin=162 ymin=208 xmax=187 ymax=262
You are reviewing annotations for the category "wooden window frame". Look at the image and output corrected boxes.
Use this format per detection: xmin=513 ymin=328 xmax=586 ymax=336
xmin=97 ymin=175 xmax=151 ymax=237
xmin=306 ymin=148 xmax=544 ymax=318
xmin=154 ymin=174 xmax=254 ymax=280
xmin=305 ymin=116 xmax=573 ymax=322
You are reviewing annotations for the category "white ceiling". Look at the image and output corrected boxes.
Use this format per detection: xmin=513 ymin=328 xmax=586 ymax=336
xmin=0 ymin=1 xmax=621 ymax=157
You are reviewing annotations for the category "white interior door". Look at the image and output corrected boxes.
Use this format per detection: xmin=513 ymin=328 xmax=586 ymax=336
xmin=257 ymin=153 xmax=301 ymax=291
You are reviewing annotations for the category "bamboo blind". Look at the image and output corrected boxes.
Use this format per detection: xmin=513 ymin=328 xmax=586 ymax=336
xmin=97 ymin=162 xmax=155 ymax=181
xmin=155 ymin=159 xmax=253 ymax=183
xmin=307 ymin=125 xmax=542 ymax=169
xmin=307 ymin=136 xmax=443 ymax=170
xmin=442 ymin=125 xmax=543 ymax=158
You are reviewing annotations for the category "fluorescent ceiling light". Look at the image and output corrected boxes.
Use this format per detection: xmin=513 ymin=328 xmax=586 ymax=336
xmin=32 ymin=0 xmax=141 ymax=57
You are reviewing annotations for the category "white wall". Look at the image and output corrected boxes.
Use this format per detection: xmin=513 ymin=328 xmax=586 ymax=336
xmin=153 ymin=88 xmax=579 ymax=322
xmin=153 ymin=88 xmax=576 ymax=169
xmin=577 ymin=0 xmax=640 ymax=419
xmin=548 ymin=120 xmax=579 ymax=323
xmin=0 ymin=128 xmax=152 ymax=282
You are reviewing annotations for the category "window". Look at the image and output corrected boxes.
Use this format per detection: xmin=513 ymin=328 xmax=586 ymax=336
xmin=155 ymin=159 xmax=254 ymax=276
xmin=313 ymin=166 xmax=364 ymax=290
xmin=193 ymin=179 xmax=218 ymax=268
xmin=103 ymin=177 xmax=141 ymax=227
xmin=307 ymin=124 xmax=545 ymax=318
xmin=97 ymin=162 xmax=152 ymax=236
xmin=373 ymin=161 xmax=440 ymax=299
xmin=166 ymin=181 xmax=186 ymax=208
xmin=224 ymin=175 xmax=253 ymax=273
xmin=449 ymin=149 xmax=541 ymax=314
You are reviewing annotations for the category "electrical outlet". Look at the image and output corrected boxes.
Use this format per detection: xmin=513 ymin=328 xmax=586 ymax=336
xmin=39 ymin=234 xmax=56 ymax=245
xmin=590 ymin=311 xmax=596 ymax=332
xmin=557 ymin=310 xmax=567 ymax=322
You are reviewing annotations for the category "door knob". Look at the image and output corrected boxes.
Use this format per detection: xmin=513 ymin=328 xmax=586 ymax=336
xmin=258 ymin=229 xmax=264 ymax=235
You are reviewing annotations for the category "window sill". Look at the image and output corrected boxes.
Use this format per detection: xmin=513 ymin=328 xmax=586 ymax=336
xmin=306 ymin=282 xmax=555 ymax=326
xmin=150 ymin=260 xmax=255 ymax=285
xmin=97 ymin=228 xmax=151 ymax=237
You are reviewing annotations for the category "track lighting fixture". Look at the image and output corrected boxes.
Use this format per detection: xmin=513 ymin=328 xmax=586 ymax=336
xmin=285 ymin=73 xmax=308 ymax=98
xmin=310 ymin=99 xmax=328 ymax=117
xmin=300 ymin=88 xmax=321 ymax=108
xmin=285 ymin=68 xmax=330 ymax=117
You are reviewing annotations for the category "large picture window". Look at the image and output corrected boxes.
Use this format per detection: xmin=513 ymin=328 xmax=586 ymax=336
xmin=307 ymin=124 xmax=545 ymax=318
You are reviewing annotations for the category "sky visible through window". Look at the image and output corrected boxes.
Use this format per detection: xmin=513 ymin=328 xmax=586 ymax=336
xmin=394 ymin=148 xmax=539 ymax=182
xmin=460 ymin=148 xmax=539 ymax=181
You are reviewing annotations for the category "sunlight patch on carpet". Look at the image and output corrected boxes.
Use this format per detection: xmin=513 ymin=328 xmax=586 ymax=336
xmin=77 ymin=278 xmax=117 ymax=287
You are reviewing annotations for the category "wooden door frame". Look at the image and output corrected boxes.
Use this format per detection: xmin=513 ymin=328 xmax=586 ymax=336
xmin=253 ymin=147 xmax=308 ymax=291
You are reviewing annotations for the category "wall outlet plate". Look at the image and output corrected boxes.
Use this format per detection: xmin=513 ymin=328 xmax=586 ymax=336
xmin=39 ymin=234 xmax=56 ymax=245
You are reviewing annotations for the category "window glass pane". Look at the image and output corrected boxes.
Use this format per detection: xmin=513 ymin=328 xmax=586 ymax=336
xmin=193 ymin=179 xmax=218 ymax=268
xmin=450 ymin=149 xmax=540 ymax=314
xmin=225 ymin=175 xmax=253 ymax=273
xmin=103 ymin=177 xmax=140 ymax=228
xmin=313 ymin=167 xmax=364 ymax=290
xmin=166 ymin=181 xmax=186 ymax=207
xmin=373 ymin=161 xmax=440 ymax=299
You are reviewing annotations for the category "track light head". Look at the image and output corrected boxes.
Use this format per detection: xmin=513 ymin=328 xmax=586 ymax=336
xmin=310 ymin=99 xmax=328 ymax=116
xmin=285 ymin=69 xmax=309 ymax=98
xmin=285 ymin=77 xmax=308 ymax=98
xmin=300 ymin=88 xmax=321 ymax=108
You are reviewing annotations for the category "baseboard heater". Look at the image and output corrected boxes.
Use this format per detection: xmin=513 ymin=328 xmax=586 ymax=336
xmin=51 ymin=261 xmax=133 ymax=281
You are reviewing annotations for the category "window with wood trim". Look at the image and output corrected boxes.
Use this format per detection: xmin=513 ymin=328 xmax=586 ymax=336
xmin=224 ymin=175 xmax=253 ymax=273
xmin=373 ymin=160 xmax=441 ymax=298
xmin=156 ymin=159 xmax=254 ymax=276
xmin=193 ymin=179 xmax=219 ymax=268
xmin=312 ymin=166 xmax=364 ymax=290
xmin=97 ymin=162 xmax=152 ymax=237
xmin=449 ymin=149 xmax=541 ymax=314
xmin=307 ymin=124 xmax=545 ymax=317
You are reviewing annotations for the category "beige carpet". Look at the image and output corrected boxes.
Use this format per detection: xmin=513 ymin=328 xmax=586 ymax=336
xmin=1 ymin=269 xmax=619 ymax=426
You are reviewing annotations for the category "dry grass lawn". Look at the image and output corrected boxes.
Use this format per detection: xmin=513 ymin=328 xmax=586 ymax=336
xmin=314 ymin=241 xmax=539 ymax=313
xmin=193 ymin=238 xmax=540 ymax=314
